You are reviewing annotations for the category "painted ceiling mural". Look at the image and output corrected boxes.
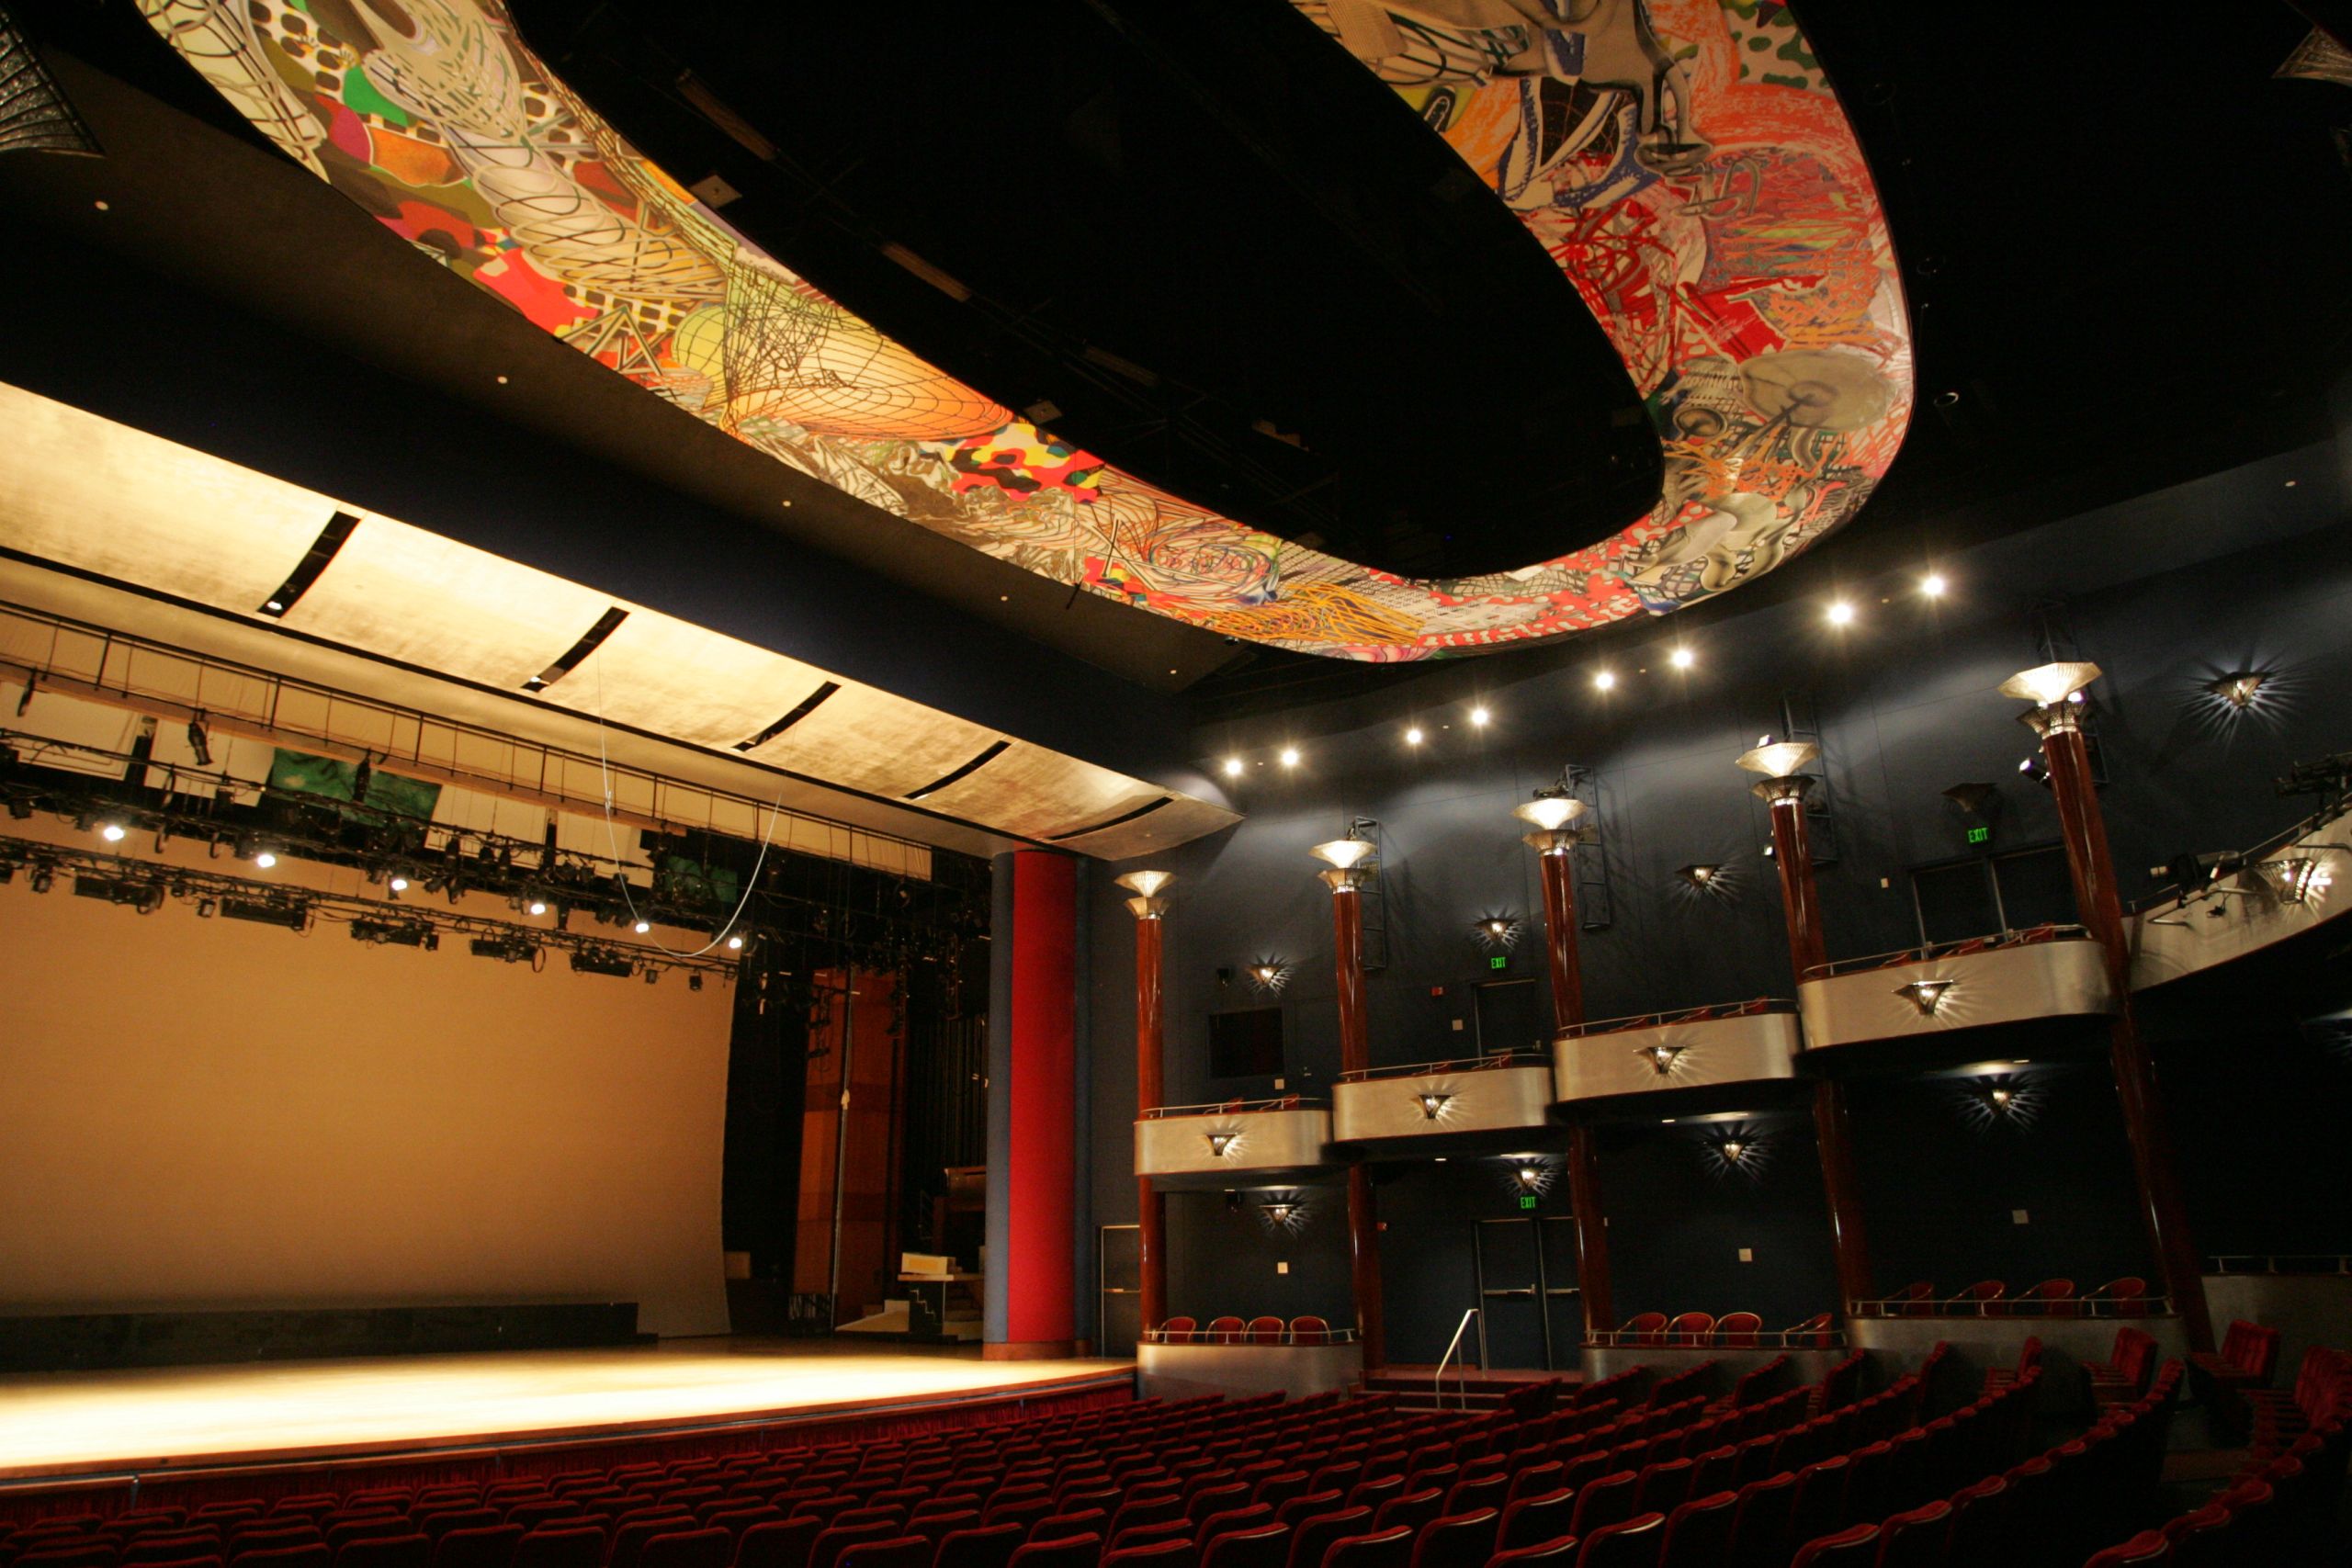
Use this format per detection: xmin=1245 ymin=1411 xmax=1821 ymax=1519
xmin=139 ymin=0 xmax=1910 ymax=662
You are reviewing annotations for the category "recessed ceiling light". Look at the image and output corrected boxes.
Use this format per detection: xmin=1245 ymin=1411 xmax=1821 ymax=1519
xmin=1279 ymin=747 xmax=1300 ymax=767
xmin=1470 ymin=706 xmax=1490 ymax=727
xmin=94 ymin=200 xmax=110 ymax=212
xmin=1405 ymin=727 xmax=1424 ymax=746
xmin=1222 ymin=757 xmax=1244 ymax=778
xmin=495 ymin=375 xmax=509 ymax=385
xmin=1921 ymin=572 xmax=1948 ymax=597
xmin=1593 ymin=670 xmax=1617 ymax=692
xmin=1826 ymin=601 xmax=1857 ymax=626
xmin=1669 ymin=647 xmax=1695 ymax=670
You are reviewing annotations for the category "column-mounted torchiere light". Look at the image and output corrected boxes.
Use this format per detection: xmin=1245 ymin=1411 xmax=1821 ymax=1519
xmin=1115 ymin=868 xmax=1175 ymax=919
xmin=1310 ymin=828 xmax=1385 ymax=1367
xmin=1309 ymin=834 xmax=1378 ymax=891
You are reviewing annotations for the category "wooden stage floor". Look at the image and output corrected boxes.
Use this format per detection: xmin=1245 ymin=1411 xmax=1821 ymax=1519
xmin=0 ymin=1338 xmax=1134 ymax=1483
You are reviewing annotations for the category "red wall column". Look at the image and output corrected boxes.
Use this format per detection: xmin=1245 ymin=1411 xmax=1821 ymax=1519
xmin=1530 ymin=835 xmax=1612 ymax=1338
xmin=992 ymin=850 xmax=1076 ymax=1359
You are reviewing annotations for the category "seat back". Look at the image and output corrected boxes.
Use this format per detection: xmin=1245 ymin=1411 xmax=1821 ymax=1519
xmin=1005 ymin=1536 xmax=1102 ymax=1568
xmin=1621 ymin=1314 xmax=1669 ymax=1347
xmin=1787 ymin=1524 xmax=1877 ymax=1566
xmin=736 ymin=1519 xmax=825 ymax=1568
xmin=2080 ymin=1531 xmax=2170 ymax=1567
xmin=1204 ymin=1317 xmax=1247 ymax=1345
xmin=1316 ymin=1528 xmax=1411 ymax=1568
xmin=1159 ymin=1317 xmax=1197 ymax=1344
xmin=1402 ymin=1512 xmax=1494 ymax=1568
xmin=1282 ymin=1510 xmax=1368 ymax=1568
xmin=1713 ymin=1314 xmax=1763 ymax=1348
xmin=1571 ymin=1514 xmax=1662 ymax=1568
xmin=933 ymin=1527 xmax=1025 ymax=1568
xmin=339 ymin=1539 xmax=433 ymax=1568
xmin=1566 ymin=1472 xmax=1639 ymax=1539
xmin=1245 ymin=1317 xmax=1285 ymax=1347
xmin=831 ymin=1540 xmax=929 ymax=1568
xmin=1496 ymin=1491 xmax=1572 ymax=1553
xmin=1288 ymin=1318 xmax=1329 ymax=1348
xmin=1656 ymin=1492 xmax=1735 ymax=1568
xmin=1869 ymin=1503 xmax=1951 ymax=1568
xmin=428 ymin=1528 xmax=520 ymax=1568
xmin=639 ymin=1531 xmax=731 ymax=1568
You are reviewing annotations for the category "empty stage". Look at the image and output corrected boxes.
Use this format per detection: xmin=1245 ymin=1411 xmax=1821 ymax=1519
xmin=0 ymin=1338 xmax=1134 ymax=1483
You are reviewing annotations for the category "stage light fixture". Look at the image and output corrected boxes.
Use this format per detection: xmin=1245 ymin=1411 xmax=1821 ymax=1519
xmin=569 ymin=948 xmax=636 ymax=977
xmin=527 ymin=899 xmax=548 ymax=916
xmin=389 ymin=875 xmax=409 ymax=893
xmin=726 ymin=932 xmax=745 ymax=951
xmin=689 ymin=973 xmax=704 ymax=991
xmin=633 ymin=919 xmax=651 ymax=933
xmin=2018 ymin=755 xmax=2050 ymax=785
xmin=97 ymin=820 xmax=127 ymax=842
xmin=1826 ymin=601 xmax=1856 ymax=626
xmin=1720 ymin=1139 xmax=1747 ymax=1164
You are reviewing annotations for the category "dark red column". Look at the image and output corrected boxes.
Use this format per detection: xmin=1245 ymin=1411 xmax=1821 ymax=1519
xmin=1134 ymin=912 xmax=1169 ymax=1332
xmin=991 ymin=849 xmax=1076 ymax=1359
xmin=1329 ymin=881 xmax=1385 ymax=1368
xmin=1529 ymin=829 xmax=1613 ymax=1337
xmin=1758 ymin=775 xmax=1875 ymax=1316
xmin=2033 ymin=711 xmax=2214 ymax=1350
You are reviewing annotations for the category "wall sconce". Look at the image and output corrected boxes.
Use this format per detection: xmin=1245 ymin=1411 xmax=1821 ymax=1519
xmin=2260 ymin=856 xmax=2334 ymax=905
xmin=1114 ymin=869 xmax=1176 ymax=919
xmin=1637 ymin=1041 xmax=1687 ymax=1077
xmin=1956 ymin=1073 xmax=2045 ymax=1133
xmin=1205 ymin=1132 xmax=1239 ymax=1158
xmin=1247 ymin=955 xmax=1292 ymax=993
xmin=1677 ymin=863 xmax=1724 ymax=889
xmin=1699 ymin=1124 xmax=1769 ymax=1179
xmin=1310 ymin=833 xmax=1378 ymax=893
xmin=1897 ymin=978 xmax=1955 ymax=1016
xmin=1258 ymin=1192 xmax=1308 ymax=1232
xmin=2206 ymin=671 xmax=2269 ymax=710
xmin=1416 ymin=1091 xmax=1453 ymax=1121
xmin=1502 ymin=1158 xmax=1556 ymax=1199
xmin=1474 ymin=912 xmax=1522 ymax=951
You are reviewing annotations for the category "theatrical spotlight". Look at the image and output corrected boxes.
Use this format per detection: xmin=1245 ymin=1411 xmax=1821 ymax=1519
xmin=349 ymin=919 xmax=437 ymax=949
xmin=469 ymin=933 xmax=540 ymax=965
xmin=569 ymin=947 xmax=636 ymax=978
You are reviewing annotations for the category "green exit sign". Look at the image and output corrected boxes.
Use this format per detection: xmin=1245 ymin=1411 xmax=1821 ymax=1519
xmin=1966 ymin=825 xmax=1991 ymax=844
xmin=1517 ymin=1193 xmax=1539 ymax=1211
xmin=1488 ymin=954 xmax=1510 ymax=971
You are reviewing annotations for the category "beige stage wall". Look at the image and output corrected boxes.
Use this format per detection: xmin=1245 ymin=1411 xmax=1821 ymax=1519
xmin=0 ymin=852 xmax=733 ymax=1337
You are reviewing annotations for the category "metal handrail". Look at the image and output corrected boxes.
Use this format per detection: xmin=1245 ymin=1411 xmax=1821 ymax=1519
xmin=2131 ymin=796 xmax=2352 ymax=916
xmin=1139 ymin=1097 xmax=1326 ymax=1120
xmin=1141 ymin=1325 xmax=1361 ymax=1345
xmin=2206 ymin=1254 xmax=2352 ymax=1276
xmin=1583 ymin=1326 xmax=1844 ymax=1349
xmin=1338 ymin=1053 xmax=1550 ymax=1083
xmin=1555 ymin=998 xmax=1792 ymax=1039
xmin=1848 ymin=1292 xmax=2173 ymax=1318
xmin=1800 ymin=924 xmax=2093 ymax=981
xmin=1436 ymin=1307 xmax=1486 ymax=1412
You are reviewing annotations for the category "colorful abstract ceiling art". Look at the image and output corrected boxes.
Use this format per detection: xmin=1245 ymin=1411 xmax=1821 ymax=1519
xmin=139 ymin=0 xmax=1909 ymax=662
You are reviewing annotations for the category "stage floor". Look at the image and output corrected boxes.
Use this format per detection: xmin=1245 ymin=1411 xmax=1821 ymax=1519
xmin=0 ymin=1338 xmax=1133 ymax=1482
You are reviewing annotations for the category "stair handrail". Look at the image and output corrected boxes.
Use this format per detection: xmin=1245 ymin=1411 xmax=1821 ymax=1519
xmin=1437 ymin=1306 xmax=1485 ymax=1412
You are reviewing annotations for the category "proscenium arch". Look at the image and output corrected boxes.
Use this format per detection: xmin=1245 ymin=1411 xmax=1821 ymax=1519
xmin=139 ymin=0 xmax=1910 ymax=661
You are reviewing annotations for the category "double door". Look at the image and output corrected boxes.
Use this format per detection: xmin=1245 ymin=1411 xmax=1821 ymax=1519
xmin=1472 ymin=1215 xmax=1585 ymax=1371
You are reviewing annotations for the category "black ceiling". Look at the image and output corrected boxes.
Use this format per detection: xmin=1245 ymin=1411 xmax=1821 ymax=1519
xmin=511 ymin=0 xmax=1661 ymax=581
xmin=5 ymin=0 xmax=2350 ymax=726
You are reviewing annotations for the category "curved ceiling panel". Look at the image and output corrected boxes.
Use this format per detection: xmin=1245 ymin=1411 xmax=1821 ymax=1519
xmin=747 ymin=687 xmax=1005 ymax=803
xmin=140 ymin=0 xmax=1908 ymax=660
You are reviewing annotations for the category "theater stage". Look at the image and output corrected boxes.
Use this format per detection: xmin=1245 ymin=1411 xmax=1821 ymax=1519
xmin=0 ymin=1338 xmax=1134 ymax=1484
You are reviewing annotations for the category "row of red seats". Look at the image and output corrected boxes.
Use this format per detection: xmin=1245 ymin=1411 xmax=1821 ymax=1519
xmin=2183 ymin=1319 xmax=2282 ymax=1443
xmin=1156 ymin=1319 xmax=1333 ymax=1347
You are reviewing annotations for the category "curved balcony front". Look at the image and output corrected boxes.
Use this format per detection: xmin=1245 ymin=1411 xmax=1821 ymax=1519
xmin=1135 ymin=1098 xmax=1338 ymax=1190
xmin=2131 ymin=804 xmax=2352 ymax=991
xmin=1798 ymin=928 xmax=2112 ymax=1058
xmin=1551 ymin=1000 xmax=1803 ymax=1113
xmin=1329 ymin=1055 xmax=1555 ymax=1157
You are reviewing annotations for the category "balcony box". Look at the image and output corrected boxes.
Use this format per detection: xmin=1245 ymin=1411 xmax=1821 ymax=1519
xmin=1798 ymin=929 xmax=2112 ymax=1053
xmin=1553 ymin=1001 xmax=1801 ymax=1108
xmin=1135 ymin=1098 xmax=1336 ymax=1189
xmin=1331 ymin=1055 xmax=1554 ymax=1156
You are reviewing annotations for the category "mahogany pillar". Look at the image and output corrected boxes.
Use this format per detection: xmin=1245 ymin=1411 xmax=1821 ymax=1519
xmin=1315 ymin=840 xmax=1385 ymax=1370
xmin=1521 ymin=799 xmax=1612 ymax=1337
xmin=1747 ymin=758 xmax=1874 ymax=1316
xmin=2025 ymin=693 xmax=2214 ymax=1350
xmin=1114 ymin=871 xmax=1175 ymax=1334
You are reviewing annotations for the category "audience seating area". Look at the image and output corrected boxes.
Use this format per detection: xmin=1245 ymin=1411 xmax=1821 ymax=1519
xmin=2 ymin=1337 xmax=2343 ymax=1568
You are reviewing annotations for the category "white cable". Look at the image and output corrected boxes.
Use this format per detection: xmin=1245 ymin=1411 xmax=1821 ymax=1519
xmin=587 ymin=651 xmax=784 ymax=959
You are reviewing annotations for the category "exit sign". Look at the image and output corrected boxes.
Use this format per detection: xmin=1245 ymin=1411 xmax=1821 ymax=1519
xmin=1488 ymin=954 xmax=1510 ymax=971
xmin=1966 ymin=825 xmax=1991 ymax=844
xmin=1517 ymin=1194 xmax=1539 ymax=1211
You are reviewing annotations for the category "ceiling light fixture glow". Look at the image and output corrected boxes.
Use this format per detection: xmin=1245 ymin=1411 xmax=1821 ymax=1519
xmin=1826 ymin=601 xmax=1856 ymax=626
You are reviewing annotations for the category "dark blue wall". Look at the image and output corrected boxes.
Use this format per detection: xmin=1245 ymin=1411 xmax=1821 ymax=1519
xmin=1084 ymin=436 xmax=2352 ymax=1359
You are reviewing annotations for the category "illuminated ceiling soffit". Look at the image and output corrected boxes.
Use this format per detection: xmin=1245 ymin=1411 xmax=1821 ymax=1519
xmin=0 ymin=382 xmax=1236 ymax=858
xmin=138 ymin=0 xmax=1909 ymax=662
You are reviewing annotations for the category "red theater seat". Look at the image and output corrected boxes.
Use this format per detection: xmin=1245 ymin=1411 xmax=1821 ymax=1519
xmin=1664 ymin=1314 xmax=1713 ymax=1346
xmin=934 ymin=1530 xmax=1025 ymax=1568
xmin=1483 ymin=1538 xmax=1577 ymax=1568
xmin=1496 ymin=1494 xmax=1572 ymax=1555
xmin=1283 ymin=1511 xmax=1369 ymax=1568
xmin=1786 ymin=1524 xmax=1876 ymax=1566
xmin=1619 ymin=1315 xmax=1668 ymax=1348
xmin=2080 ymin=1532 xmax=2169 ymax=1566
xmin=1159 ymin=1318 xmax=1197 ymax=1345
xmin=832 ymin=1540 xmax=929 ymax=1568
xmin=1006 ymin=1536 xmax=1100 ymax=1568
xmin=1246 ymin=1318 xmax=1285 ymax=1347
xmin=640 ymin=1532 xmax=732 ymax=1568
xmin=1568 ymin=1513 xmax=1660 ymax=1568
xmin=1288 ymin=1319 xmax=1330 ymax=1348
xmin=1204 ymin=1319 xmax=1247 ymax=1346
xmin=1654 ymin=1493 xmax=1733 ymax=1568
xmin=1100 ymin=1545 xmax=1192 ymax=1568
xmin=337 ymin=1538 xmax=432 ymax=1568
xmin=1713 ymin=1314 xmax=1763 ymax=1348
xmin=429 ymin=1529 xmax=520 ymax=1568
xmin=1197 ymin=1528 xmax=1285 ymax=1568
xmin=1315 ymin=1530 xmax=1409 ymax=1568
